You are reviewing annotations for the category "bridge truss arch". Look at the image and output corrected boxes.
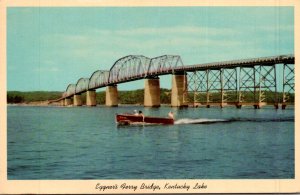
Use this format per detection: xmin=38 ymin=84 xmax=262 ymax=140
xmin=89 ymin=70 xmax=109 ymax=89
xmin=75 ymin=78 xmax=90 ymax=94
xmin=108 ymin=55 xmax=151 ymax=83
xmin=66 ymin=84 xmax=76 ymax=97
xmin=148 ymin=55 xmax=183 ymax=75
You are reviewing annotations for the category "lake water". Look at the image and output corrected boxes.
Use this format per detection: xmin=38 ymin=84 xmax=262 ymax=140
xmin=7 ymin=105 xmax=294 ymax=179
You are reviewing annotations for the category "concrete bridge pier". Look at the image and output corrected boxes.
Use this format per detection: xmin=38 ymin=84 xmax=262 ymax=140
xmin=60 ymin=99 xmax=65 ymax=106
xmin=106 ymin=85 xmax=118 ymax=106
xmin=171 ymin=72 xmax=188 ymax=107
xmin=144 ymin=77 xmax=160 ymax=107
xmin=73 ymin=94 xmax=82 ymax=106
xmin=64 ymin=98 xmax=72 ymax=106
xmin=87 ymin=90 xmax=97 ymax=106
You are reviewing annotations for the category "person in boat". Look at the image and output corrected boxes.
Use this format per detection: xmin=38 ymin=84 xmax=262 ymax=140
xmin=133 ymin=110 xmax=139 ymax=116
xmin=168 ymin=111 xmax=174 ymax=119
xmin=138 ymin=110 xmax=145 ymax=122
xmin=138 ymin=110 xmax=144 ymax=117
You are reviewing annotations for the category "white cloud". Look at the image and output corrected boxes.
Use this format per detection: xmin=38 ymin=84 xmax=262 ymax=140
xmin=39 ymin=24 xmax=293 ymax=71
xmin=256 ymin=24 xmax=294 ymax=32
xmin=41 ymin=25 xmax=242 ymax=57
xmin=33 ymin=67 xmax=61 ymax=72
xmin=92 ymin=26 xmax=237 ymax=37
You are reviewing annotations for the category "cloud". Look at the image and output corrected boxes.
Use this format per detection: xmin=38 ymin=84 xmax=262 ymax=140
xmin=39 ymin=24 xmax=293 ymax=71
xmin=256 ymin=24 xmax=294 ymax=32
xmin=41 ymin=25 xmax=242 ymax=57
xmin=91 ymin=26 xmax=237 ymax=37
xmin=33 ymin=66 xmax=61 ymax=72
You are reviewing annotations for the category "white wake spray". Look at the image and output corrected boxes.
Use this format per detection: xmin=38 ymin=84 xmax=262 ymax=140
xmin=174 ymin=118 xmax=229 ymax=125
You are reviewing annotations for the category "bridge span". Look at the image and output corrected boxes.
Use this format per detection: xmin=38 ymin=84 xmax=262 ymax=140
xmin=50 ymin=54 xmax=294 ymax=109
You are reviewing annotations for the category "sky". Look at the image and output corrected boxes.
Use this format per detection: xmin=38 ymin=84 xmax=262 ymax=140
xmin=7 ymin=6 xmax=294 ymax=92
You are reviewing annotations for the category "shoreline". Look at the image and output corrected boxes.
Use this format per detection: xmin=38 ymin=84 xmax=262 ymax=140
xmin=6 ymin=102 xmax=171 ymax=107
xmin=6 ymin=103 xmax=295 ymax=109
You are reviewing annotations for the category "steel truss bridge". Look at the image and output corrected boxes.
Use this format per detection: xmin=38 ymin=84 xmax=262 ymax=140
xmin=54 ymin=54 xmax=294 ymax=108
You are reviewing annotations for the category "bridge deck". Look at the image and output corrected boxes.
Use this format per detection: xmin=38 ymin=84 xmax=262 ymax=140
xmin=176 ymin=54 xmax=294 ymax=72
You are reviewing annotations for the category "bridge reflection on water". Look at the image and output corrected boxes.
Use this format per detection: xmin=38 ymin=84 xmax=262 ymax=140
xmin=50 ymin=54 xmax=294 ymax=109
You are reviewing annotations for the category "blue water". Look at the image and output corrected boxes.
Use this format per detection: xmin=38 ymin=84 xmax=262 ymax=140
xmin=7 ymin=105 xmax=294 ymax=179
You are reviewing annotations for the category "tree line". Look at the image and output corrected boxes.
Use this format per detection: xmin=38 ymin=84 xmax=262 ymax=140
xmin=7 ymin=91 xmax=62 ymax=103
xmin=6 ymin=89 xmax=171 ymax=104
xmin=7 ymin=89 xmax=294 ymax=104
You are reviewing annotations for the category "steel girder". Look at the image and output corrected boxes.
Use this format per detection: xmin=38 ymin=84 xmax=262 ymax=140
xmin=239 ymin=65 xmax=277 ymax=103
xmin=66 ymin=84 xmax=76 ymax=97
xmin=186 ymin=71 xmax=207 ymax=103
xmin=258 ymin=65 xmax=277 ymax=103
xmin=108 ymin=55 xmax=151 ymax=83
xmin=283 ymin=63 xmax=294 ymax=103
xmin=221 ymin=68 xmax=238 ymax=103
xmin=207 ymin=69 xmax=221 ymax=102
xmin=239 ymin=67 xmax=256 ymax=102
xmin=186 ymin=68 xmax=238 ymax=104
xmin=89 ymin=70 xmax=109 ymax=89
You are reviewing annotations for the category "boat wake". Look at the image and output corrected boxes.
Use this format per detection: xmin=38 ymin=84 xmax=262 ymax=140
xmin=174 ymin=118 xmax=229 ymax=125
xmin=228 ymin=117 xmax=294 ymax=123
xmin=174 ymin=117 xmax=294 ymax=125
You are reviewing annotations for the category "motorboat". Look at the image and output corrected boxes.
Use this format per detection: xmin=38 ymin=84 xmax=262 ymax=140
xmin=115 ymin=113 xmax=174 ymax=125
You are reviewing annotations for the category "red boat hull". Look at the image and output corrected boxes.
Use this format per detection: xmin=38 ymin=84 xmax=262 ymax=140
xmin=116 ymin=114 xmax=174 ymax=125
